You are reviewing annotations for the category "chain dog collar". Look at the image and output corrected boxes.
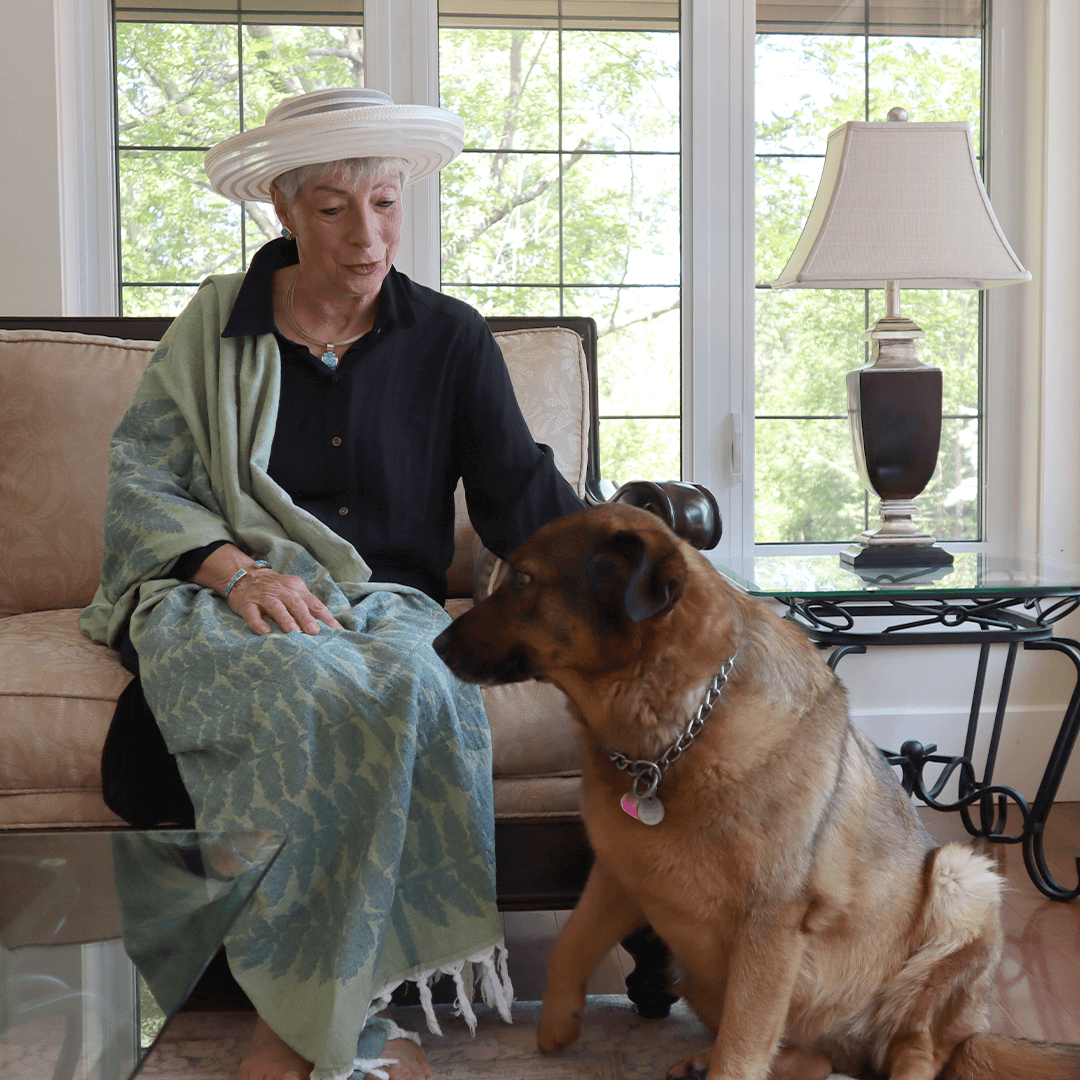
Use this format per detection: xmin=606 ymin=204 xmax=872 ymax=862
xmin=609 ymin=652 xmax=737 ymax=826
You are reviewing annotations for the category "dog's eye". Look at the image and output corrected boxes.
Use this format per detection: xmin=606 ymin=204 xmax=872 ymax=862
xmin=512 ymin=570 xmax=533 ymax=589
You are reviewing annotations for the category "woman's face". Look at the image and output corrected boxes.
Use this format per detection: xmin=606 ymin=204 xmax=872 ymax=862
xmin=273 ymin=166 xmax=403 ymax=304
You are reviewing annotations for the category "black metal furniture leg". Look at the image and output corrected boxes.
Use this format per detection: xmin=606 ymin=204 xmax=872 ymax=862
xmin=824 ymin=643 xmax=866 ymax=671
xmin=958 ymin=643 xmax=991 ymax=834
xmin=621 ymin=924 xmax=679 ymax=1018
xmin=1020 ymin=638 xmax=1080 ymax=901
xmin=960 ymin=642 xmax=1020 ymax=838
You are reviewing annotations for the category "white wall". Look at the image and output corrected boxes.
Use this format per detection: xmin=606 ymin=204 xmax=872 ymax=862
xmin=2 ymin=0 xmax=1079 ymax=804
xmin=0 ymin=0 xmax=63 ymax=314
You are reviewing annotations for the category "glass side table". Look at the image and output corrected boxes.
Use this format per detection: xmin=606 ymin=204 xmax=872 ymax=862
xmin=0 ymin=829 xmax=284 ymax=1080
xmin=710 ymin=551 xmax=1080 ymax=901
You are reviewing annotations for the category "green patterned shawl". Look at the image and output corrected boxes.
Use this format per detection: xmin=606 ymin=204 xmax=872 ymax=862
xmin=81 ymin=277 xmax=511 ymax=1080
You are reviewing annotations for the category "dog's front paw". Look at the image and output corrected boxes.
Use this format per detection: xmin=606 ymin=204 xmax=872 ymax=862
xmin=666 ymin=1048 xmax=711 ymax=1080
xmin=536 ymin=993 xmax=584 ymax=1054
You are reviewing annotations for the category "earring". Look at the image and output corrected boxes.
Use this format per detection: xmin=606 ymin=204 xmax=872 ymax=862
xmin=281 ymin=227 xmax=293 ymax=240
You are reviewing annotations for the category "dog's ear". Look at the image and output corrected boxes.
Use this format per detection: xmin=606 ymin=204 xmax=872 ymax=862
xmin=585 ymin=530 xmax=687 ymax=624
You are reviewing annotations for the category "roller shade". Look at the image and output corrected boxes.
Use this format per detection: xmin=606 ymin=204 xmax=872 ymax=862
xmin=438 ymin=1 xmax=677 ymax=30
xmin=115 ymin=1 xmax=363 ymax=23
xmin=756 ymin=0 xmax=982 ymax=37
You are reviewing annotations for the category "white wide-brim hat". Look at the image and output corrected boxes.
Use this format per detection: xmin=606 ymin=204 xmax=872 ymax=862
xmin=205 ymin=88 xmax=465 ymax=204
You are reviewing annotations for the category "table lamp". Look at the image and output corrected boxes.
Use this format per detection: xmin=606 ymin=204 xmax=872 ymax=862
xmin=772 ymin=111 xmax=1030 ymax=567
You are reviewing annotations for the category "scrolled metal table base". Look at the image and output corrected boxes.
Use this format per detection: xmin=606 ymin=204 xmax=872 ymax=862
xmin=789 ymin=597 xmax=1080 ymax=903
xmin=881 ymin=739 xmax=1079 ymax=902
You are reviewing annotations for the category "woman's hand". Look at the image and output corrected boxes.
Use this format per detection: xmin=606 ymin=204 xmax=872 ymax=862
xmin=192 ymin=544 xmax=344 ymax=636
xmin=228 ymin=568 xmax=344 ymax=636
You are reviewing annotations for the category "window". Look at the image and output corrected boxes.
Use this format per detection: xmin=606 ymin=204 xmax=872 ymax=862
xmin=113 ymin=0 xmax=367 ymax=314
xmin=754 ymin=0 xmax=985 ymax=545
xmin=437 ymin=2 xmax=681 ymax=487
xmin=112 ymin=0 xmax=682 ymax=489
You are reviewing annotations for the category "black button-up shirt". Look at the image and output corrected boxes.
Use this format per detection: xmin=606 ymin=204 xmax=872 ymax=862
xmin=177 ymin=239 xmax=583 ymax=605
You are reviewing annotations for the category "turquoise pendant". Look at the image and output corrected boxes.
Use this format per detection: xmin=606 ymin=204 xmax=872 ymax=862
xmin=321 ymin=349 xmax=339 ymax=370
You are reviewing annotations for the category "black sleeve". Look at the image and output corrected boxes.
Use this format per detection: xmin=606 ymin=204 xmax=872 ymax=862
xmin=455 ymin=323 xmax=586 ymax=560
xmin=169 ymin=540 xmax=231 ymax=582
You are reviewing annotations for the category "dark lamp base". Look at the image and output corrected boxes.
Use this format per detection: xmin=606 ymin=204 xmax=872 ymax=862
xmin=840 ymin=543 xmax=955 ymax=568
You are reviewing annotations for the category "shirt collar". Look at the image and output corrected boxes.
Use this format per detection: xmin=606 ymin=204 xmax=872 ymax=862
xmin=221 ymin=237 xmax=415 ymax=338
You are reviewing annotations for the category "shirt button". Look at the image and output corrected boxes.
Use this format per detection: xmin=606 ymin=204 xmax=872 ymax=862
xmin=331 ymin=436 xmax=343 ymax=447
xmin=338 ymin=507 xmax=349 ymax=517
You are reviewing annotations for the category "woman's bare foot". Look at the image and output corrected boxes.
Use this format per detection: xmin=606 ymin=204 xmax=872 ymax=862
xmin=237 ymin=1016 xmax=312 ymax=1080
xmin=368 ymin=1038 xmax=431 ymax=1080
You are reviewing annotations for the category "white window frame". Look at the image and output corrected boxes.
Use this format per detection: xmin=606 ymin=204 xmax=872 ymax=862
xmin=52 ymin=0 xmax=1057 ymax=564
xmin=55 ymin=0 xmax=117 ymax=316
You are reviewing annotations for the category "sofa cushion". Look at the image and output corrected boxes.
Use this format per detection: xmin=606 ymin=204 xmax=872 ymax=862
xmin=492 ymin=777 xmax=584 ymax=820
xmin=0 ymin=603 xmax=583 ymax=827
xmin=445 ymin=327 xmax=590 ymax=597
xmin=0 ymin=330 xmax=157 ymax=616
xmin=0 ymin=607 xmax=131 ymax=827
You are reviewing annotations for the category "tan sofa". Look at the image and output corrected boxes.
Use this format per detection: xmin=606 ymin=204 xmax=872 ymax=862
xmin=0 ymin=315 xmax=608 ymax=911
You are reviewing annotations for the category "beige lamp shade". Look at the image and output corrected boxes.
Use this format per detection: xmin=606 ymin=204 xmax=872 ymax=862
xmin=772 ymin=120 xmax=1030 ymax=290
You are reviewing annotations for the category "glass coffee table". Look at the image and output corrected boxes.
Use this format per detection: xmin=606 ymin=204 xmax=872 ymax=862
xmin=0 ymin=829 xmax=283 ymax=1080
xmin=710 ymin=550 xmax=1080 ymax=901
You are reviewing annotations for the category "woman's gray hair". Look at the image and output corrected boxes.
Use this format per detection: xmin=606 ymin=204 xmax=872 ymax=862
xmin=271 ymin=156 xmax=411 ymax=205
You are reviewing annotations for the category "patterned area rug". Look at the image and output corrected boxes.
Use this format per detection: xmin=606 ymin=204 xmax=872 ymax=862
xmin=140 ymin=997 xmax=854 ymax=1079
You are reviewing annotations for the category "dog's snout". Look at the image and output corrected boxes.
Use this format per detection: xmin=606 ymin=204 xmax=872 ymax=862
xmin=433 ymin=619 xmax=536 ymax=686
xmin=432 ymin=620 xmax=492 ymax=681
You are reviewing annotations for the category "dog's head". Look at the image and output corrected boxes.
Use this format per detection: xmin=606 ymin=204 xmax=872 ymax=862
xmin=433 ymin=503 xmax=689 ymax=687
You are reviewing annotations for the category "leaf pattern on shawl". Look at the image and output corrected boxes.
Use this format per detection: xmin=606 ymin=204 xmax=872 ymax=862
xmin=82 ymin=276 xmax=506 ymax=1077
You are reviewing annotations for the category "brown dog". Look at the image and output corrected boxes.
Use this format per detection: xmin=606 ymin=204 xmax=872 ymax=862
xmin=434 ymin=503 xmax=1080 ymax=1080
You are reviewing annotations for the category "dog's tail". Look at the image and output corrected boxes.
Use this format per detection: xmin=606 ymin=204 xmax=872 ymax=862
xmin=940 ymin=1034 xmax=1080 ymax=1079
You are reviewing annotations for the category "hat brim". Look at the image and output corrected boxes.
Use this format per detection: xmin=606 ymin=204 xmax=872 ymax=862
xmin=204 ymin=104 xmax=465 ymax=204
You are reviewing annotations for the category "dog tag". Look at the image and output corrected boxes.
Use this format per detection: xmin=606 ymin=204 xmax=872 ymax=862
xmin=636 ymin=795 xmax=665 ymax=825
xmin=620 ymin=792 xmax=665 ymax=826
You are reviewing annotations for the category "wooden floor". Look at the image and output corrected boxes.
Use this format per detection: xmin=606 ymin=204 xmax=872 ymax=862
xmin=913 ymin=801 xmax=1080 ymax=1043
xmin=498 ymin=802 xmax=1080 ymax=1042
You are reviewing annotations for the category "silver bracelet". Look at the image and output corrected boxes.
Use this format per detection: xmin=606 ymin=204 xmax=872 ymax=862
xmin=225 ymin=560 xmax=271 ymax=598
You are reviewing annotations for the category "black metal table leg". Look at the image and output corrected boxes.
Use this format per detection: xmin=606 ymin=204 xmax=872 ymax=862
xmin=823 ymin=643 xmax=865 ymax=671
xmin=960 ymin=642 xmax=1020 ymax=838
xmin=1019 ymin=638 xmax=1080 ymax=901
xmin=753 ymin=573 xmax=1080 ymax=900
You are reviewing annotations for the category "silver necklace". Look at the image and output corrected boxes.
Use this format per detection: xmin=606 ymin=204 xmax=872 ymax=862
xmin=609 ymin=652 xmax=737 ymax=826
xmin=282 ymin=267 xmax=365 ymax=371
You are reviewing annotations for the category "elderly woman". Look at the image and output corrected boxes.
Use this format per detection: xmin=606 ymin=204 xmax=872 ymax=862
xmin=80 ymin=89 xmax=583 ymax=1080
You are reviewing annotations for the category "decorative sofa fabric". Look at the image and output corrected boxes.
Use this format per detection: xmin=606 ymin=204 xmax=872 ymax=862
xmin=0 ymin=321 xmax=596 ymax=905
